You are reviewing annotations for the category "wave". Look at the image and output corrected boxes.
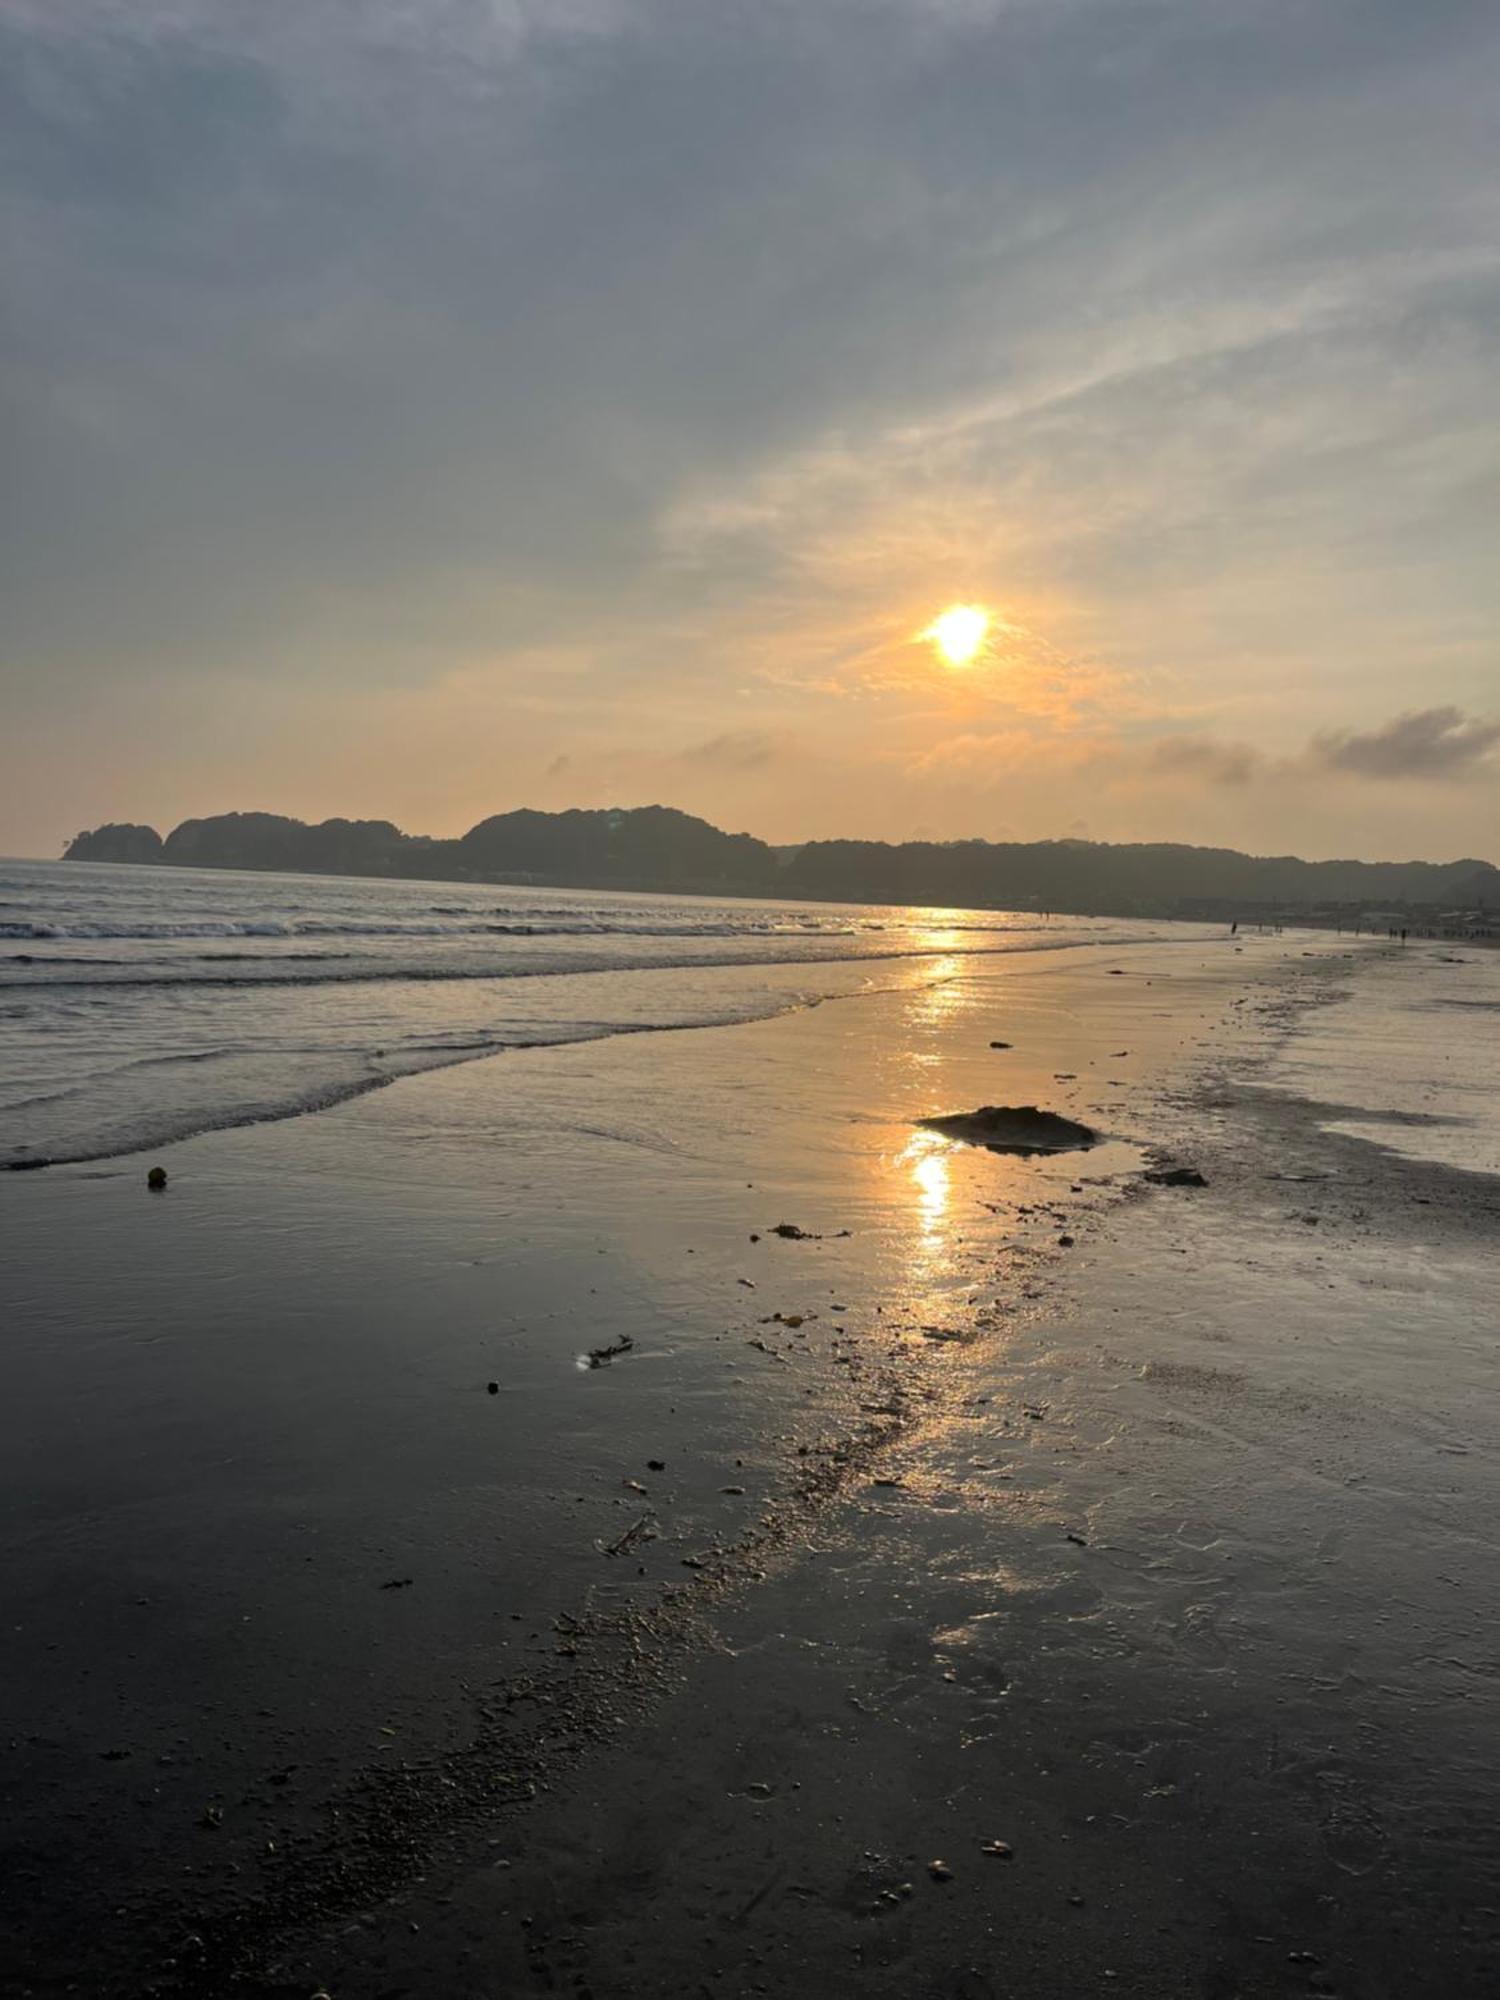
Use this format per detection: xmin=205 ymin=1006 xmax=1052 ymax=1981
xmin=1 ymin=915 xmax=881 ymax=942
xmin=0 ymin=910 xmax=1050 ymax=945
xmin=0 ymin=990 xmax=841 ymax=1171
xmin=0 ymin=931 xmax=1161 ymax=995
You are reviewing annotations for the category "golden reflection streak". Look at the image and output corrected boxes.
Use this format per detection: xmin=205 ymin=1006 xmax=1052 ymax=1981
xmin=897 ymin=1129 xmax=953 ymax=1237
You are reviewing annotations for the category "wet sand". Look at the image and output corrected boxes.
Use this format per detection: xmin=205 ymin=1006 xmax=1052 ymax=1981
xmin=4 ymin=935 xmax=1497 ymax=1996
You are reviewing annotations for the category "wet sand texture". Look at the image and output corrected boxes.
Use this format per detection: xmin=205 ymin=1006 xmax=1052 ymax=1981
xmin=4 ymin=934 xmax=1497 ymax=1997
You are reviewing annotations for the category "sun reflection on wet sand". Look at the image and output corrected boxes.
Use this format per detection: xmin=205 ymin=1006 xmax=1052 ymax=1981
xmin=897 ymin=1128 xmax=954 ymax=1236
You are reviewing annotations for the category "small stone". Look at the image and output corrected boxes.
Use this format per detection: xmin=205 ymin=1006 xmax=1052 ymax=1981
xmin=486 ymin=1381 xmax=499 ymax=1395
xmin=1057 ymin=1233 xmax=1075 ymax=1248
xmin=928 ymin=1860 xmax=954 ymax=1882
xmin=146 ymin=1166 xmax=168 ymax=1190
xmin=980 ymin=1840 xmax=1013 ymax=1858
xmin=647 ymin=1459 xmax=666 ymax=1471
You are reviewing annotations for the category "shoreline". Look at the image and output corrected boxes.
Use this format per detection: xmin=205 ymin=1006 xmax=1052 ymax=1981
xmin=300 ymin=949 xmax=1499 ymax=2000
xmin=5 ymin=934 xmax=1496 ymax=1996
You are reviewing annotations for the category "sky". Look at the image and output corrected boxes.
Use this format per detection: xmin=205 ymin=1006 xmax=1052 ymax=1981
xmin=3 ymin=0 xmax=1497 ymax=863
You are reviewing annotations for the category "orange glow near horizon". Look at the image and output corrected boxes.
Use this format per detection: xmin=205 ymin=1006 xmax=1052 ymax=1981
xmin=922 ymin=603 xmax=990 ymax=667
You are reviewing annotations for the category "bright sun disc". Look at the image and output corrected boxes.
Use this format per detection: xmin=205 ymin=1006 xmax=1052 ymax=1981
xmin=924 ymin=603 xmax=989 ymax=667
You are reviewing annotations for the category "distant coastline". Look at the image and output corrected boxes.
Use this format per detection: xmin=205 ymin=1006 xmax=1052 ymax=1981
xmin=63 ymin=805 xmax=1498 ymax=927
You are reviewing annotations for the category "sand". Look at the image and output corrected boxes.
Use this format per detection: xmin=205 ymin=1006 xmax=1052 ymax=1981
xmin=3 ymin=933 xmax=1497 ymax=1997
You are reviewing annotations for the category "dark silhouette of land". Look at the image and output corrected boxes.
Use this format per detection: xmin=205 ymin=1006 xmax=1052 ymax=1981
xmin=64 ymin=806 xmax=1497 ymax=923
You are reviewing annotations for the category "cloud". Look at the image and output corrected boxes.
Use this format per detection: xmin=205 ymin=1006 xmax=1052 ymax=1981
xmin=3 ymin=0 xmax=1499 ymax=864
xmin=1143 ymin=736 xmax=1262 ymax=785
xmin=675 ymin=730 xmax=787 ymax=774
xmin=1311 ymin=707 xmax=1500 ymax=780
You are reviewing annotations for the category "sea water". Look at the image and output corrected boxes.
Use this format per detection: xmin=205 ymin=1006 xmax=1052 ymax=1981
xmin=0 ymin=857 xmax=1194 ymax=1168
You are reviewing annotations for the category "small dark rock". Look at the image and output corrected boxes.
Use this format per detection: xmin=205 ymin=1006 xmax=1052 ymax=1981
xmin=486 ymin=1381 xmax=500 ymax=1395
xmin=921 ymin=1105 xmax=1096 ymax=1157
xmin=146 ymin=1166 xmax=168 ymax=1190
xmin=1145 ymin=1166 xmax=1208 ymax=1188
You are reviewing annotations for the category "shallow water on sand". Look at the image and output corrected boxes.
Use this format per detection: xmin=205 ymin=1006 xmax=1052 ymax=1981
xmin=1260 ymin=941 xmax=1500 ymax=1176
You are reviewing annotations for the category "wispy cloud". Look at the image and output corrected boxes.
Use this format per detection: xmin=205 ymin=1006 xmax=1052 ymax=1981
xmin=675 ymin=729 xmax=788 ymax=774
xmin=1311 ymin=707 xmax=1500 ymax=781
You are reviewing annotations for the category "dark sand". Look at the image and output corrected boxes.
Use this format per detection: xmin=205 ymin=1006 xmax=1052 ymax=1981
xmin=4 ymin=938 xmax=1497 ymax=1997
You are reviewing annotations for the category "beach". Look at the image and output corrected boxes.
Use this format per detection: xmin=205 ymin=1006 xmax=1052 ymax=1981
xmin=2 ymin=871 xmax=1497 ymax=1998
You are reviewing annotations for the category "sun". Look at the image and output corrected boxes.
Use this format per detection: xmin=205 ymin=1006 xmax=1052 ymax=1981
xmin=922 ymin=603 xmax=990 ymax=667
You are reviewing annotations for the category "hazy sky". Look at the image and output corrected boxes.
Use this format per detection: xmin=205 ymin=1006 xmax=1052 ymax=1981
xmin=3 ymin=1 xmax=1497 ymax=862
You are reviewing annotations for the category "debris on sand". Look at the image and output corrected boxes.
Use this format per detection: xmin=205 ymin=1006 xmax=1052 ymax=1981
xmin=146 ymin=1166 xmax=168 ymax=1190
xmin=600 ymin=1514 xmax=656 ymax=1559
xmin=980 ymin=1839 xmax=1014 ymax=1858
xmin=928 ymin=1860 xmax=954 ymax=1882
xmin=769 ymin=1222 xmax=852 ymax=1240
xmin=989 ymin=1039 xmax=1013 ymax=1049
xmin=919 ymin=1105 xmax=1097 ymax=1157
xmin=378 ymin=1577 xmax=414 ymax=1590
xmin=583 ymin=1334 xmax=634 ymax=1369
xmin=1145 ymin=1165 xmax=1208 ymax=1187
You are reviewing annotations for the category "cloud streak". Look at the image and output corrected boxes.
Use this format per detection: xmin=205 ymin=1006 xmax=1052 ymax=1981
xmin=1312 ymin=707 xmax=1500 ymax=781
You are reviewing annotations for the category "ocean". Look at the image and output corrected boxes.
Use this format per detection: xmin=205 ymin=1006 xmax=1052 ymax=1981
xmin=1 ymin=857 xmax=1184 ymax=1169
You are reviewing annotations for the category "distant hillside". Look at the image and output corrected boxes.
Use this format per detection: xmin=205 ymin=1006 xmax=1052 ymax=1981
xmin=64 ymin=807 xmax=1498 ymax=918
